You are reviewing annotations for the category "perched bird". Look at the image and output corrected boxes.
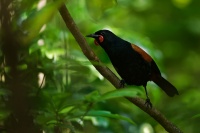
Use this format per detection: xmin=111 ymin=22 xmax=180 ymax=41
xmin=86 ymin=30 xmax=179 ymax=108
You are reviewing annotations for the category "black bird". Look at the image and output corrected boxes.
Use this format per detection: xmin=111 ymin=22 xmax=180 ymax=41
xmin=86 ymin=30 xmax=179 ymax=107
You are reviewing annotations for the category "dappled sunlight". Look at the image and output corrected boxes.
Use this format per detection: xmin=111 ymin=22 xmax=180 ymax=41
xmin=139 ymin=123 xmax=154 ymax=133
xmin=1 ymin=0 xmax=200 ymax=132
xmin=172 ymin=0 xmax=192 ymax=8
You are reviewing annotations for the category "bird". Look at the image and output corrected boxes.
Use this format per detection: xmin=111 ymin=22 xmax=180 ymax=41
xmin=86 ymin=30 xmax=179 ymax=108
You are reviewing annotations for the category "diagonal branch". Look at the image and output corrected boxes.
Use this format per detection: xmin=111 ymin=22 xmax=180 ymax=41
xmin=58 ymin=4 xmax=182 ymax=133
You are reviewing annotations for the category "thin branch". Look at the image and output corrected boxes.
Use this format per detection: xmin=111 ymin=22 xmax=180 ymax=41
xmin=58 ymin=4 xmax=183 ymax=133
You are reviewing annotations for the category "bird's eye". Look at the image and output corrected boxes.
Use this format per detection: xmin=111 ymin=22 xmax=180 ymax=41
xmin=98 ymin=35 xmax=104 ymax=43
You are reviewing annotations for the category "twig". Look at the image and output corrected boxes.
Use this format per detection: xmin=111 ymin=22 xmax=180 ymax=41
xmin=58 ymin=4 xmax=183 ymax=133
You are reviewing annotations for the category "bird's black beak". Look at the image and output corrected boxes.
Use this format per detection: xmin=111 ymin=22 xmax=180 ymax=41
xmin=86 ymin=34 xmax=100 ymax=38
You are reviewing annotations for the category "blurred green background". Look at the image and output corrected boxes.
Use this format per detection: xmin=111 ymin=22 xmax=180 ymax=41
xmin=0 ymin=0 xmax=200 ymax=132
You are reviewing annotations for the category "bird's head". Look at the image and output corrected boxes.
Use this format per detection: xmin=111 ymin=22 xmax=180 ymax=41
xmin=86 ymin=30 xmax=116 ymax=47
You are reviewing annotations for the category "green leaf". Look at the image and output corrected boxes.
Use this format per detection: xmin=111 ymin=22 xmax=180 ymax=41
xmin=16 ymin=64 xmax=28 ymax=70
xmin=46 ymin=120 xmax=57 ymax=125
xmin=18 ymin=0 xmax=64 ymax=45
xmin=84 ymin=90 xmax=101 ymax=102
xmin=0 ymin=88 xmax=10 ymax=95
xmin=59 ymin=106 xmax=74 ymax=114
xmin=84 ymin=88 xmax=141 ymax=103
xmin=97 ymin=88 xmax=141 ymax=102
xmin=87 ymin=110 xmax=135 ymax=125
xmin=192 ymin=114 xmax=200 ymax=119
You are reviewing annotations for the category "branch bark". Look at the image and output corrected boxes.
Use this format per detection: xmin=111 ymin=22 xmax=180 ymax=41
xmin=58 ymin=4 xmax=182 ymax=133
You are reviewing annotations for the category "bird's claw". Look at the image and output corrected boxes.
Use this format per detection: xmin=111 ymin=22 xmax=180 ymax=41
xmin=119 ymin=79 xmax=125 ymax=88
xmin=145 ymin=98 xmax=152 ymax=108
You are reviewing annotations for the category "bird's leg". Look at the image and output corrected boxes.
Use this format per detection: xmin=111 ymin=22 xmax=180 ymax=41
xmin=119 ymin=79 xmax=125 ymax=88
xmin=144 ymin=85 xmax=152 ymax=108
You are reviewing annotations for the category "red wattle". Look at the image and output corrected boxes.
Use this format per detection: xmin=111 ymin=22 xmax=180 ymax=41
xmin=94 ymin=40 xmax=99 ymax=46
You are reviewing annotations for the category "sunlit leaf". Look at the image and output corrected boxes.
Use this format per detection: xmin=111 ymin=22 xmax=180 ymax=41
xmin=18 ymin=0 xmax=64 ymax=45
xmin=87 ymin=110 xmax=135 ymax=125
xmin=59 ymin=106 xmax=74 ymax=114
xmin=97 ymin=88 xmax=142 ymax=102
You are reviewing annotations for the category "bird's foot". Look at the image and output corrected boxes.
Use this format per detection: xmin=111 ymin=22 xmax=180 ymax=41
xmin=145 ymin=98 xmax=152 ymax=109
xmin=119 ymin=79 xmax=125 ymax=88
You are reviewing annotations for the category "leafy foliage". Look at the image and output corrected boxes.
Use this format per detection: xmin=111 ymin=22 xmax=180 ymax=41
xmin=0 ymin=0 xmax=200 ymax=132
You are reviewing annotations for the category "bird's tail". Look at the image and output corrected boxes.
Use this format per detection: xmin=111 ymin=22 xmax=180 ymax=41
xmin=153 ymin=76 xmax=179 ymax=97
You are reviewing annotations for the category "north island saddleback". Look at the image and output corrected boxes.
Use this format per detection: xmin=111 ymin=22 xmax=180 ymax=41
xmin=86 ymin=30 xmax=179 ymax=108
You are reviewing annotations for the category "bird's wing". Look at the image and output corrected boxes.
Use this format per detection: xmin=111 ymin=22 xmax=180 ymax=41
xmin=131 ymin=44 xmax=152 ymax=62
xmin=131 ymin=44 xmax=161 ymax=76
